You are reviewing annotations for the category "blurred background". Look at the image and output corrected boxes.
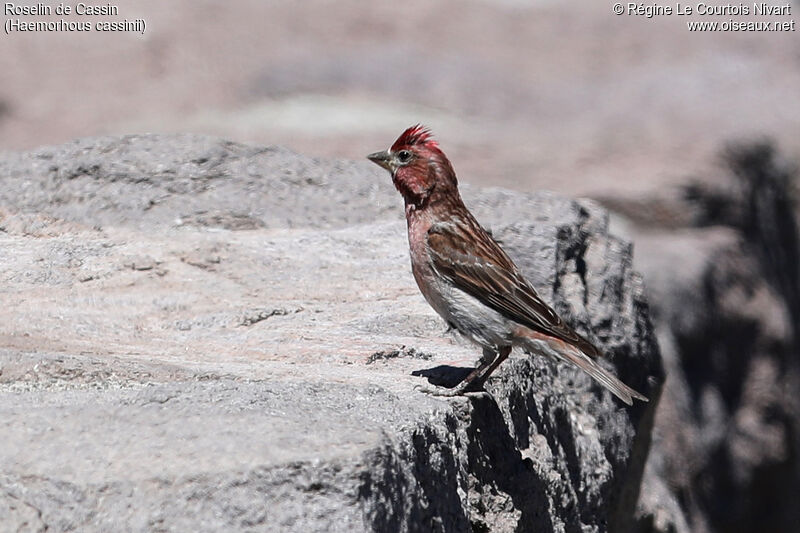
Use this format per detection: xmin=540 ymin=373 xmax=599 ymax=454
xmin=3 ymin=0 xmax=798 ymax=201
xmin=3 ymin=1 xmax=799 ymax=532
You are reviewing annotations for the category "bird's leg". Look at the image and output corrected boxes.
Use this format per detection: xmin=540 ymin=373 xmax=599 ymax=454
xmin=416 ymin=346 xmax=512 ymax=397
xmin=449 ymin=348 xmax=497 ymax=392
xmin=467 ymin=345 xmax=511 ymax=390
xmin=415 ymin=351 xmax=494 ymax=397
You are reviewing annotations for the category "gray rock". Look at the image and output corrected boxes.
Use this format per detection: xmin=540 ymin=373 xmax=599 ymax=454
xmin=627 ymin=141 xmax=800 ymax=533
xmin=0 ymin=135 xmax=662 ymax=532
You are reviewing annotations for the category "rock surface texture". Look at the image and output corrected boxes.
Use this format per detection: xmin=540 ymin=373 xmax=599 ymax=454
xmin=0 ymin=135 xmax=663 ymax=532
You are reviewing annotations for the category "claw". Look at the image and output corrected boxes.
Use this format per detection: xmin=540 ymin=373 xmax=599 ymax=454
xmin=414 ymin=381 xmax=488 ymax=397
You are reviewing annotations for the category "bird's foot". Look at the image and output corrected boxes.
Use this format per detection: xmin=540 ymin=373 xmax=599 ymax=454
xmin=414 ymin=381 xmax=486 ymax=397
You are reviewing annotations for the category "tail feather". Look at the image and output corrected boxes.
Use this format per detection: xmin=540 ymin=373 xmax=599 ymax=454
xmin=521 ymin=335 xmax=648 ymax=405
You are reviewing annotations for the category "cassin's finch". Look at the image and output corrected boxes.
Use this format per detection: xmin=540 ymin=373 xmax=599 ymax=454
xmin=368 ymin=125 xmax=647 ymax=405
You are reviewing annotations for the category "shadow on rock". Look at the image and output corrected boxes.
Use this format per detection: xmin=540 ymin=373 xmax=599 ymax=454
xmin=411 ymin=365 xmax=473 ymax=388
xmin=464 ymin=393 xmax=559 ymax=533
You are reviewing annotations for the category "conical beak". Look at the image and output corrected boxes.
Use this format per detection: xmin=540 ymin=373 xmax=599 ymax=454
xmin=367 ymin=150 xmax=392 ymax=172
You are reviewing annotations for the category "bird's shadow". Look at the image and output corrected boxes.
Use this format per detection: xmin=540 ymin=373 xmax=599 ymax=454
xmin=411 ymin=365 xmax=473 ymax=388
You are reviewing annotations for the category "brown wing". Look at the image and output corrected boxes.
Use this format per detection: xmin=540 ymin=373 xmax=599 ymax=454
xmin=426 ymin=218 xmax=603 ymax=358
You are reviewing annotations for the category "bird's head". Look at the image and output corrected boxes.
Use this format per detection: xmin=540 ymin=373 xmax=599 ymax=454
xmin=367 ymin=125 xmax=459 ymax=208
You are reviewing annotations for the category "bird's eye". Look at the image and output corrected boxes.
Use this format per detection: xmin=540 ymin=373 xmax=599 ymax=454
xmin=397 ymin=150 xmax=412 ymax=163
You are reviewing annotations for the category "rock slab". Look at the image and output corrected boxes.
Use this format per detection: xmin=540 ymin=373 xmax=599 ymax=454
xmin=0 ymin=135 xmax=662 ymax=532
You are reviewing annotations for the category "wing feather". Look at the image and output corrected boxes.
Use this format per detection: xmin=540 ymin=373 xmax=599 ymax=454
xmin=426 ymin=218 xmax=602 ymax=358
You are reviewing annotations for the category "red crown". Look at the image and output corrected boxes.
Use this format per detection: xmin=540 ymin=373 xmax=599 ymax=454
xmin=391 ymin=124 xmax=438 ymax=151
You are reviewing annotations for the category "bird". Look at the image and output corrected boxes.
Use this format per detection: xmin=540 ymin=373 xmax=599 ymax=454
xmin=367 ymin=125 xmax=648 ymax=405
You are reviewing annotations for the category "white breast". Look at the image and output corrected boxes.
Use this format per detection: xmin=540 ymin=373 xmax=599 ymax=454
xmin=417 ymin=267 xmax=516 ymax=351
xmin=405 ymin=211 xmax=516 ymax=352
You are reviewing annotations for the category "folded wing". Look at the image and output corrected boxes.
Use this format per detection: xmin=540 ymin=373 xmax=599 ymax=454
xmin=426 ymin=218 xmax=648 ymax=404
xmin=426 ymin=218 xmax=602 ymax=358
